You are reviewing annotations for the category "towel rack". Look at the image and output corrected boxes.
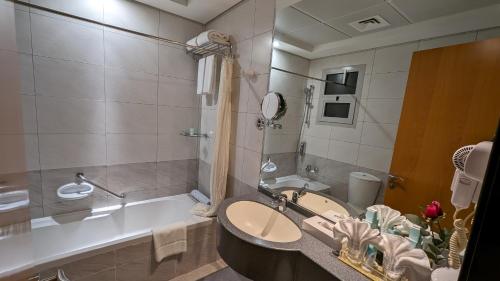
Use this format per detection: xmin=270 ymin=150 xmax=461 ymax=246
xmin=186 ymin=41 xmax=232 ymax=59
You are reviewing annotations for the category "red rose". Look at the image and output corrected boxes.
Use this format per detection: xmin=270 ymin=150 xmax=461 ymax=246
xmin=423 ymin=201 xmax=443 ymax=219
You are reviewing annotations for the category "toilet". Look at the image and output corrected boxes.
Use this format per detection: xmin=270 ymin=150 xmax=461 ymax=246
xmin=347 ymin=172 xmax=382 ymax=214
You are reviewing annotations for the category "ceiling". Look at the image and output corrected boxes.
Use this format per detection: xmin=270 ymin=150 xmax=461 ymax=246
xmin=275 ymin=0 xmax=500 ymax=58
xmin=135 ymin=0 xmax=242 ymax=24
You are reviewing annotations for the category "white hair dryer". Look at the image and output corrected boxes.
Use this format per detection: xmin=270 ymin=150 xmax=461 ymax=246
xmin=450 ymin=141 xmax=493 ymax=209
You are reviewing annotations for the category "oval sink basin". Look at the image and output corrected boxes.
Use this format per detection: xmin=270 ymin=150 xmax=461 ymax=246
xmin=281 ymin=190 xmax=350 ymax=217
xmin=225 ymin=201 xmax=302 ymax=243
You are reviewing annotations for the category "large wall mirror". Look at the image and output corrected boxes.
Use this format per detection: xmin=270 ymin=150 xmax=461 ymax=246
xmin=260 ymin=0 xmax=500 ymax=239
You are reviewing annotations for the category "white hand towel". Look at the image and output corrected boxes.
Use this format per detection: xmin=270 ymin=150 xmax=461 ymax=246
xmin=202 ymin=55 xmax=217 ymax=95
xmin=197 ymin=57 xmax=206 ymax=95
xmin=332 ymin=218 xmax=380 ymax=249
xmin=371 ymin=205 xmax=405 ymax=231
xmin=376 ymin=234 xmax=431 ymax=281
xmin=153 ymin=222 xmax=187 ymax=262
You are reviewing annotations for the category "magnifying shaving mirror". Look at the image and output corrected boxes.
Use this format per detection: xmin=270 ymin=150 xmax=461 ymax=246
xmin=261 ymin=91 xmax=287 ymax=121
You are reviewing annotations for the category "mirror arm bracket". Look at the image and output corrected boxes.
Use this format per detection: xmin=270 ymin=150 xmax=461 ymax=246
xmin=257 ymin=117 xmax=282 ymax=130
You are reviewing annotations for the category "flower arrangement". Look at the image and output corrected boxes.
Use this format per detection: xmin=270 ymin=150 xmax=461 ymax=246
xmin=404 ymin=201 xmax=451 ymax=267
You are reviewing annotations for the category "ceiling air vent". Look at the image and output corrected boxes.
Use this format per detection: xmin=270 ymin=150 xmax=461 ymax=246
xmin=349 ymin=15 xmax=390 ymax=32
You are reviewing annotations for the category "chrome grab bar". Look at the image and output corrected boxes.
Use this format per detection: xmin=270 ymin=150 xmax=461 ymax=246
xmin=75 ymin=173 xmax=125 ymax=199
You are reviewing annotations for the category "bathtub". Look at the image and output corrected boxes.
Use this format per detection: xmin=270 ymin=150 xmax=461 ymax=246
xmin=0 ymin=193 xmax=210 ymax=279
xmin=260 ymin=174 xmax=330 ymax=191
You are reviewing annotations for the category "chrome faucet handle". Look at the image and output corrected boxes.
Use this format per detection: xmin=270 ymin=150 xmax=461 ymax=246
xmin=271 ymin=193 xmax=288 ymax=212
xmin=305 ymin=165 xmax=319 ymax=175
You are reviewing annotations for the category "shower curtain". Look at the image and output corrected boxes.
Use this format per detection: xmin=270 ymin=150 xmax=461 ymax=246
xmin=192 ymin=56 xmax=233 ymax=217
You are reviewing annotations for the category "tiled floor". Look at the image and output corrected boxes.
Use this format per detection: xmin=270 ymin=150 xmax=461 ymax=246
xmin=199 ymin=267 xmax=252 ymax=281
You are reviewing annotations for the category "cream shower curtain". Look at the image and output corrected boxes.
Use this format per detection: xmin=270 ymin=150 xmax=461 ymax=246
xmin=192 ymin=56 xmax=233 ymax=217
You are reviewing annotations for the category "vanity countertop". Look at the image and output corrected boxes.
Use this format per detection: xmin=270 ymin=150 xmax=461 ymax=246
xmin=217 ymin=193 xmax=370 ymax=281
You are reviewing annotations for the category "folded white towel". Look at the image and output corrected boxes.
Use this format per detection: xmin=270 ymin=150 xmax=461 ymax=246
xmin=202 ymin=55 xmax=217 ymax=95
xmin=197 ymin=57 xmax=206 ymax=95
xmin=186 ymin=30 xmax=229 ymax=52
xmin=371 ymin=205 xmax=405 ymax=231
xmin=153 ymin=222 xmax=187 ymax=262
xmin=186 ymin=37 xmax=197 ymax=51
xmin=332 ymin=218 xmax=380 ymax=250
xmin=376 ymin=233 xmax=431 ymax=281
xmin=196 ymin=30 xmax=230 ymax=46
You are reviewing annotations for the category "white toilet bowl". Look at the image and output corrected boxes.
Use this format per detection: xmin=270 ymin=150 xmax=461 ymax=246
xmin=347 ymin=172 xmax=381 ymax=214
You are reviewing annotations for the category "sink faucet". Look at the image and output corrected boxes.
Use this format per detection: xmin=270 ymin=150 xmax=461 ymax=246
xmin=305 ymin=164 xmax=319 ymax=176
xmin=292 ymin=183 xmax=308 ymax=203
xmin=272 ymin=193 xmax=287 ymax=212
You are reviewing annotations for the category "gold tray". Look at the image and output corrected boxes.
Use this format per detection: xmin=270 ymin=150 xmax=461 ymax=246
xmin=337 ymin=250 xmax=385 ymax=281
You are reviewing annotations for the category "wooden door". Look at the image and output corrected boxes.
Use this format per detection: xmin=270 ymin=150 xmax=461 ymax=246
xmin=384 ymin=38 xmax=500 ymax=226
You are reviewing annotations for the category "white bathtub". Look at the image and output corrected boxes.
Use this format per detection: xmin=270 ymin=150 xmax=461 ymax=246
xmin=0 ymin=194 xmax=209 ymax=279
xmin=260 ymin=175 xmax=330 ymax=191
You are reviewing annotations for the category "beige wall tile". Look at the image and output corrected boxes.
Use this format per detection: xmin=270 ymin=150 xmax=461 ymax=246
xmin=39 ymin=134 xmax=106 ymax=169
xmin=104 ymin=0 xmax=159 ymax=36
xmin=159 ymin=43 xmax=196 ymax=80
xmin=106 ymin=134 xmax=157 ymax=165
xmin=251 ymin=31 xmax=273 ymax=75
xmin=241 ymin=148 xmax=261 ymax=186
xmin=158 ymin=76 xmax=197 ymax=107
xmin=373 ymin=42 xmax=418 ymax=73
xmin=31 ymin=0 xmax=104 ymax=22
xmin=159 ymin=11 xmax=203 ymax=42
xmin=106 ymin=102 xmax=157 ymax=134
xmin=105 ymin=67 xmax=158 ymax=104
xmin=37 ymin=96 xmax=105 ymax=134
xmin=34 ymin=56 xmax=104 ymax=100
xmin=104 ymin=30 xmax=158 ymax=74
xmin=207 ymin=0 xmax=255 ymax=43
xmin=369 ymin=72 xmax=408 ymax=99
xmin=254 ymin=0 xmax=275 ymax=36
xmin=31 ymin=13 xmax=104 ymax=64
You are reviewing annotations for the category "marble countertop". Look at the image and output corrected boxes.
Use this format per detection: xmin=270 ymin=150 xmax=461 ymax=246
xmin=217 ymin=193 xmax=370 ymax=281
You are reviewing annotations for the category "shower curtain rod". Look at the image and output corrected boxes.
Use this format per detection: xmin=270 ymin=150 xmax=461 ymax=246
xmin=271 ymin=67 xmax=339 ymax=84
xmin=8 ymin=0 xmax=232 ymax=57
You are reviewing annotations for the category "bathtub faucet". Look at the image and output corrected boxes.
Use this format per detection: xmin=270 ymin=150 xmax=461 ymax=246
xmin=75 ymin=173 xmax=126 ymax=199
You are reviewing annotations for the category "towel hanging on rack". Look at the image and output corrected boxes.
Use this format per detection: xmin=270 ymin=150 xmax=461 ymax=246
xmin=197 ymin=57 xmax=206 ymax=95
xmin=197 ymin=55 xmax=217 ymax=95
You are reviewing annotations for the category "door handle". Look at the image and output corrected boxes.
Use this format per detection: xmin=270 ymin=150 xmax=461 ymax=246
xmin=388 ymin=174 xmax=404 ymax=189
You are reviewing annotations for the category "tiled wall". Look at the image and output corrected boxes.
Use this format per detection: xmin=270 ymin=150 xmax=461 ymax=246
xmin=264 ymin=49 xmax=309 ymax=155
xmin=304 ymin=29 xmax=500 ymax=175
xmin=0 ymin=0 xmax=207 ymax=218
xmin=28 ymin=160 xmax=198 ymax=218
xmin=1 ymin=0 xmax=203 ymax=170
xmin=198 ymin=0 xmax=276 ymax=196
xmin=0 ymin=1 xmax=29 ymax=175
